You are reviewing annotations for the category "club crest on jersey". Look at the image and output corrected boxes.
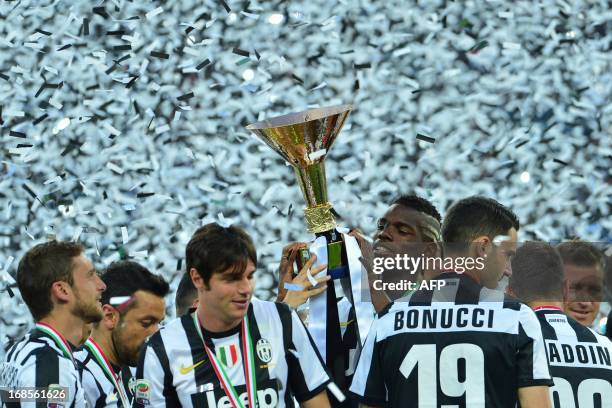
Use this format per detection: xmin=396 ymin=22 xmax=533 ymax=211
xmin=256 ymin=338 xmax=273 ymax=363
xmin=216 ymin=343 xmax=239 ymax=368
xmin=134 ymin=379 xmax=151 ymax=405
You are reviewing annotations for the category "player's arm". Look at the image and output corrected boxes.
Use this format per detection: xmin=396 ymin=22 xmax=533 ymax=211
xmin=282 ymin=307 xmax=336 ymax=404
xmin=516 ymin=306 xmax=553 ymax=407
xmin=299 ymin=389 xmax=331 ymax=408
xmin=518 ymin=386 xmax=552 ymax=408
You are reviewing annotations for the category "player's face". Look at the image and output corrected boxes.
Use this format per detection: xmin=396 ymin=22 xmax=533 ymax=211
xmin=374 ymin=204 xmax=427 ymax=245
xmin=113 ymin=290 xmax=166 ymax=366
xmin=201 ymin=260 xmax=255 ymax=329
xmin=563 ymin=263 xmax=603 ymax=327
xmin=482 ymin=228 xmax=517 ymax=289
xmin=71 ymin=255 xmax=106 ymax=323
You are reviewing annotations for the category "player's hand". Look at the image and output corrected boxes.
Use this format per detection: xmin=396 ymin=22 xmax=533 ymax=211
xmin=277 ymin=242 xmax=308 ymax=302
xmin=282 ymin=254 xmax=330 ymax=310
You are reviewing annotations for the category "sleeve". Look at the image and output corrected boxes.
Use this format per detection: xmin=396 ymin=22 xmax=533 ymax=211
xmin=348 ymin=317 xmax=387 ymax=406
xmin=133 ymin=337 xmax=181 ymax=408
xmin=15 ymin=350 xmax=85 ymax=408
xmin=516 ymin=305 xmax=554 ymax=387
xmin=285 ymin=310 xmax=331 ymax=402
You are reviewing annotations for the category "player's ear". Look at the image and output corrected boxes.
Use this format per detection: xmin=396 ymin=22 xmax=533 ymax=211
xmin=190 ymin=268 xmax=205 ymax=290
xmin=102 ymin=304 xmax=118 ymax=330
xmin=472 ymin=236 xmax=491 ymax=258
xmin=50 ymin=281 xmax=72 ymax=304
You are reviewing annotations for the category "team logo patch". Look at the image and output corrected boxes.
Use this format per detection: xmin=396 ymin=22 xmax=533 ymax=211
xmin=216 ymin=343 xmax=239 ymax=368
xmin=46 ymin=384 xmax=65 ymax=408
xmin=256 ymin=338 xmax=273 ymax=363
xmin=134 ymin=379 xmax=151 ymax=405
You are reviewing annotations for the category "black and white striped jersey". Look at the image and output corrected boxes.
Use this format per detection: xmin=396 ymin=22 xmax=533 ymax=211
xmin=133 ymin=297 xmax=330 ymax=408
xmin=0 ymin=329 xmax=85 ymax=407
xmin=535 ymin=308 xmax=612 ymax=408
xmin=350 ymin=272 xmax=553 ymax=407
xmin=74 ymin=346 xmax=133 ymax=408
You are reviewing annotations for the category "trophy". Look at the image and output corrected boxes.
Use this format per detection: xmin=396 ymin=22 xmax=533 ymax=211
xmin=247 ymin=104 xmax=354 ymax=400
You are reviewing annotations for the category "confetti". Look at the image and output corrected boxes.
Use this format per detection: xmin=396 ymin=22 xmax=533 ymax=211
xmin=416 ymin=134 xmax=436 ymax=143
xmin=196 ymin=58 xmax=212 ymax=70
xmin=146 ymin=6 xmax=164 ymax=19
xmin=177 ymin=92 xmax=194 ymax=101
xmin=354 ymin=62 xmax=371 ymax=70
xmin=232 ymin=47 xmax=250 ymax=57
xmin=150 ymin=50 xmax=170 ymax=59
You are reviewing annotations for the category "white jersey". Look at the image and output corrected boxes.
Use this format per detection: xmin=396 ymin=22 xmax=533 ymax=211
xmin=74 ymin=345 xmax=133 ymax=408
xmin=134 ymin=298 xmax=330 ymax=407
xmin=1 ymin=328 xmax=85 ymax=407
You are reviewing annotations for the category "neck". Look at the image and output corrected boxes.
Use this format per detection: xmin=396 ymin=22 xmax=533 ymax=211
xmin=196 ymin=305 xmax=242 ymax=333
xmin=529 ymin=300 xmax=564 ymax=310
xmin=91 ymin=326 xmax=121 ymax=367
xmin=40 ymin=311 xmax=86 ymax=347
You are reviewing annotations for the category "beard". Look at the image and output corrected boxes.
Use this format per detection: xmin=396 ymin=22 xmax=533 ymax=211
xmin=72 ymin=289 xmax=103 ymax=323
xmin=112 ymin=325 xmax=140 ymax=367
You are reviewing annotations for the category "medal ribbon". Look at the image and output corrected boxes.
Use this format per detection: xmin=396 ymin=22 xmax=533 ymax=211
xmin=35 ymin=322 xmax=75 ymax=366
xmin=192 ymin=312 xmax=258 ymax=408
xmin=84 ymin=338 xmax=131 ymax=408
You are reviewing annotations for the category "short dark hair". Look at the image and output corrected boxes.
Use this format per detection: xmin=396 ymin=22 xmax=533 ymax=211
xmin=556 ymin=241 xmax=604 ymax=271
xmin=175 ymin=271 xmax=197 ymax=316
xmin=186 ymin=223 xmax=257 ymax=286
xmin=17 ymin=241 xmax=84 ymax=320
xmin=510 ymin=242 xmax=565 ymax=303
xmin=392 ymin=194 xmax=442 ymax=223
xmin=442 ymin=196 xmax=519 ymax=248
xmin=101 ymin=261 xmax=169 ymax=311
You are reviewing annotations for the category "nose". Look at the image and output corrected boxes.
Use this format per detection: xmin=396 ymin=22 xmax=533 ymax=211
xmin=238 ymin=277 xmax=253 ymax=295
xmin=375 ymin=226 xmax=393 ymax=242
xmin=97 ymin=275 xmax=107 ymax=292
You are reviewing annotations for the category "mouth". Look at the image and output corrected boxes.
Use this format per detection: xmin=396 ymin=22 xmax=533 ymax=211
xmin=569 ymin=309 xmax=592 ymax=320
xmin=232 ymin=299 xmax=249 ymax=309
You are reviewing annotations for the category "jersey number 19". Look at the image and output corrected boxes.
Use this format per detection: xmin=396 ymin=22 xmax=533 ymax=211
xmin=400 ymin=343 xmax=485 ymax=408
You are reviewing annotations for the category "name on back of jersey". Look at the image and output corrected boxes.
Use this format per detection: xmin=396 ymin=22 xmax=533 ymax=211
xmin=545 ymin=340 xmax=611 ymax=370
xmin=393 ymin=306 xmax=496 ymax=332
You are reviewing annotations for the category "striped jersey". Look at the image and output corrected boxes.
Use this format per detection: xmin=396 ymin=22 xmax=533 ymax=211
xmin=0 ymin=328 xmax=85 ymax=407
xmin=535 ymin=308 xmax=612 ymax=408
xmin=350 ymin=272 xmax=553 ymax=407
xmin=74 ymin=345 xmax=133 ymax=408
xmin=134 ymin=297 xmax=330 ymax=408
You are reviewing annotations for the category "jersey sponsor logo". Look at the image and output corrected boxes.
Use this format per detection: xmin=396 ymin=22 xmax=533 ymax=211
xmin=216 ymin=343 xmax=239 ymax=369
xmin=134 ymin=379 xmax=151 ymax=405
xmin=179 ymin=359 xmax=206 ymax=374
xmin=199 ymin=381 xmax=279 ymax=408
xmin=256 ymin=338 xmax=273 ymax=363
xmin=546 ymin=340 xmax=612 ymax=369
